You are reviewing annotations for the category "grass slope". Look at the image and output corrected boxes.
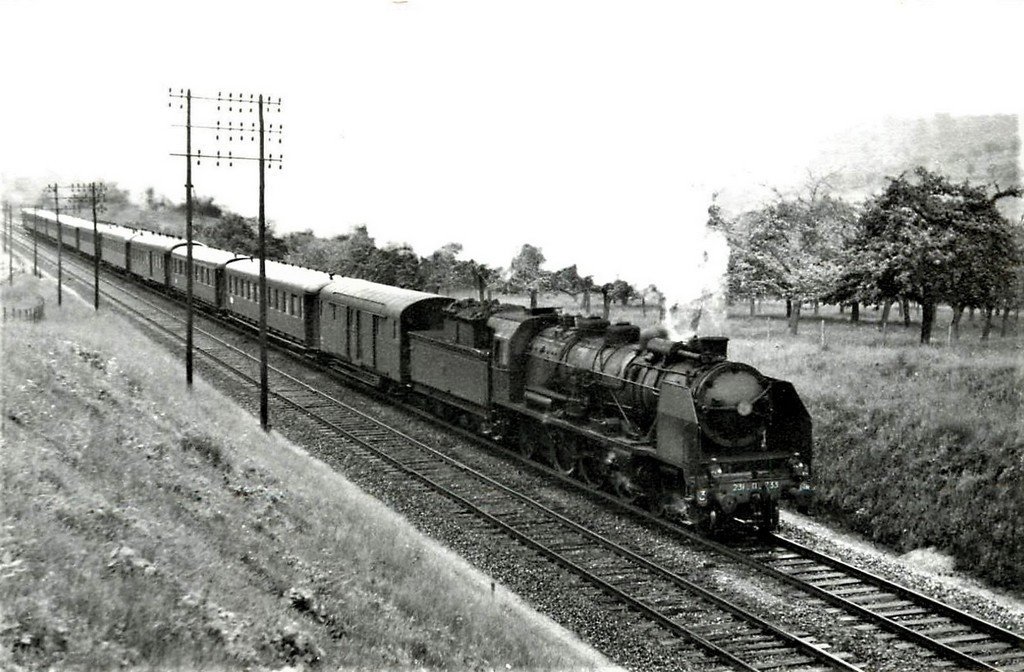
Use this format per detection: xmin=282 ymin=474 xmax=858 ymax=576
xmin=0 ymin=279 xmax=615 ymax=671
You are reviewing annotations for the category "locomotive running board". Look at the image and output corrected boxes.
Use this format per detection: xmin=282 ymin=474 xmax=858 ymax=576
xmin=497 ymin=401 xmax=659 ymax=457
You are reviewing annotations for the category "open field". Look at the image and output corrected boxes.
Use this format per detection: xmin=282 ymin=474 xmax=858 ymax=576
xmin=0 ymin=276 xmax=615 ymax=671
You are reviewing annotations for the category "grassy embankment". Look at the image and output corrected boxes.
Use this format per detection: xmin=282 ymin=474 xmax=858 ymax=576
xmin=0 ymin=275 xmax=615 ymax=671
xmin=480 ymin=290 xmax=1022 ymax=590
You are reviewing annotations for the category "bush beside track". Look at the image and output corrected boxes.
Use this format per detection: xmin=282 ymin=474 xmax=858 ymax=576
xmin=0 ymin=275 xmax=613 ymax=671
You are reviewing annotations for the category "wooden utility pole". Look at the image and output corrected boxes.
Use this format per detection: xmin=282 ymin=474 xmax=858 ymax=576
xmin=90 ymin=183 xmax=100 ymax=309
xmin=257 ymin=94 xmax=269 ymax=431
xmin=185 ymin=89 xmax=195 ymax=388
xmin=70 ymin=183 xmax=106 ymax=310
xmin=170 ymin=89 xmax=282 ymax=429
xmin=50 ymin=184 xmax=63 ymax=306
xmin=6 ymin=203 xmax=12 ymax=285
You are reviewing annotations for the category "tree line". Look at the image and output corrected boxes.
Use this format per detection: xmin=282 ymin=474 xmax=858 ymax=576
xmin=42 ymin=165 xmax=1023 ymax=343
xmin=720 ymin=167 xmax=1023 ymax=343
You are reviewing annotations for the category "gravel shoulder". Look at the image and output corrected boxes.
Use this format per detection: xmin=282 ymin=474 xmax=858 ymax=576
xmin=780 ymin=510 xmax=1024 ymax=635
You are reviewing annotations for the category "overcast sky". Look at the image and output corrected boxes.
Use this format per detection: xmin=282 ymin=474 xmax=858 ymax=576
xmin=2 ymin=0 xmax=1022 ymax=291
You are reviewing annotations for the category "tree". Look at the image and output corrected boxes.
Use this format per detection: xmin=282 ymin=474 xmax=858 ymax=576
xmin=507 ymin=243 xmax=548 ymax=293
xmin=548 ymin=264 xmax=590 ymax=299
xmin=420 ymin=242 xmax=464 ymax=293
xmin=609 ymin=279 xmax=636 ymax=306
xmin=853 ymin=167 xmax=1021 ymax=343
xmin=723 ymin=178 xmax=859 ymax=334
xmin=456 ymin=259 xmax=498 ymax=301
xmin=366 ymin=243 xmax=422 ymax=289
xmin=196 ymin=213 xmax=287 ymax=261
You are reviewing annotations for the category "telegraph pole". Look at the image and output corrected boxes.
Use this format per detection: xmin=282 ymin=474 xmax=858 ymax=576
xmin=169 ymin=88 xmax=197 ymax=387
xmin=5 ymin=203 xmax=12 ymax=285
xmin=169 ymin=89 xmax=283 ymax=428
xmin=8 ymin=203 xmax=14 ymax=285
xmin=32 ymin=206 xmax=38 ymax=277
xmin=70 ymin=182 xmax=106 ymax=310
xmin=49 ymin=184 xmax=63 ymax=306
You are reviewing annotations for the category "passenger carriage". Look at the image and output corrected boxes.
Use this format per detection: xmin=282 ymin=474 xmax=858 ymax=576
xmin=318 ymin=277 xmax=450 ymax=384
xmin=223 ymin=259 xmax=332 ymax=348
xmin=127 ymin=231 xmax=191 ymax=286
xmin=168 ymin=245 xmax=239 ymax=308
xmin=98 ymin=224 xmax=134 ymax=272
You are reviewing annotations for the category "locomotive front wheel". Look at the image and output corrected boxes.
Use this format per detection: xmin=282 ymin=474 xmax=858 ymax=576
xmin=695 ymin=508 xmax=719 ymax=537
xmin=757 ymin=503 xmax=780 ymax=534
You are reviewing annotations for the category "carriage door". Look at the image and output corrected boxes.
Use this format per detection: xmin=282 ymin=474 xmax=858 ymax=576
xmin=371 ymin=315 xmax=380 ymax=368
xmin=345 ymin=307 xmax=353 ymax=360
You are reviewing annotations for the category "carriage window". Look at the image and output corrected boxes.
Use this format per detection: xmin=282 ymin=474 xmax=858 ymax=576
xmin=331 ymin=304 xmax=336 ymax=320
xmin=291 ymin=294 xmax=297 ymax=316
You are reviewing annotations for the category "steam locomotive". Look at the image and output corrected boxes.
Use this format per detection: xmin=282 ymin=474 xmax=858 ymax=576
xmin=415 ymin=300 xmax=813 ymax=533
xmin=22 ymin=207 xmax=813 ymax=533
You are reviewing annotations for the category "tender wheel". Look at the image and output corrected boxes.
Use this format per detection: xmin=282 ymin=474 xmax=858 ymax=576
xmin=514 ymin=422 xmax=536 ymax=460
xmin=644 ymin=494 xmax=667 ymax=517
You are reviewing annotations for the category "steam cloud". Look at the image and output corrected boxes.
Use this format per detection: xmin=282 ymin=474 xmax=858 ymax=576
xmin=661 ymin=224 xmax=731 ymax=340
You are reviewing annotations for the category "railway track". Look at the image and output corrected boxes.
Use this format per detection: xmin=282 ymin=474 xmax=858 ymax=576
xmin=16 ymin=232 xmax=1024 ymax=670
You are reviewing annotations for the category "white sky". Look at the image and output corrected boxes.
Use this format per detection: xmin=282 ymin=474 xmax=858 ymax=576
xmin=1 ymin=0 xmax=1022 ymax=290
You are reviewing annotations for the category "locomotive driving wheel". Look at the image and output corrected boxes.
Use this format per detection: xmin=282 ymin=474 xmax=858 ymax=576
xmin=575 ymin=454 xmax=608 ymax=488
xmin=609 ymin=468 xmax=639 ymax=505
xmin=545 ymin=431 xmax=577 ymax=476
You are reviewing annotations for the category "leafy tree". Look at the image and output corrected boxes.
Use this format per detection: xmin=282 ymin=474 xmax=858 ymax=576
xmin=723 ymin=179 xmax=859 ymax=333
xmin=196 ymin=213 xmax=287 ymax=261
xmin=548 ymin=264 xmax=591 ymax=299
xmin=609 ymin=279 xmax=636 ymax=306
xmin=508 ymin=243 xmax=549 ymax=293
xmin=420 ymin=242 xmax=464 ymax=293
xmin=456 ymin=259 xmax=499 ymax=301
xmin=366 ymin=243 xmax=422 ymax=289
xmin=853 ymin=167 xmax=1021 ymax=343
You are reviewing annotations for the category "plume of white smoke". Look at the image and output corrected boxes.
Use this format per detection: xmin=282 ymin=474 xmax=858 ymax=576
xmin=660 ymin=223 xmax=731 ymax=341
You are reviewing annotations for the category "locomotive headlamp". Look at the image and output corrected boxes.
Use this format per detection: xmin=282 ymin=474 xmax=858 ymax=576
xmin=789 ymin=460 xmax=809 ymax=478
xmin=736 ymin=400 xmax=754 ymax=417
xmin=708 ymin=463 xmax=723 ymax=479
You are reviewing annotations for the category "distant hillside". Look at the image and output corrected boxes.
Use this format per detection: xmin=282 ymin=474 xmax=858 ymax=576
xmin=807 ymin=113 xmax=1022 ymax=221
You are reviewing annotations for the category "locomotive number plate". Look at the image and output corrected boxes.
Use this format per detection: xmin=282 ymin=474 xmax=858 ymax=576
xmin=731 ymin=481 xmax=780 ymax=492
